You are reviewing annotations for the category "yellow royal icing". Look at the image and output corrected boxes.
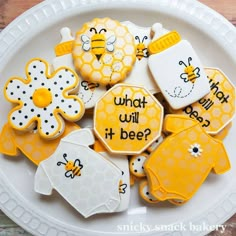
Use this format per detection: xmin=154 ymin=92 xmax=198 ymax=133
xmin=32 ymin=88 xmax=52 ymax=108
xmin=144 ymin=115 xmax=231 ymax=202
xmin=94 ymin=84 xmax=164 ymax=154
xmin=139 ymin=179 xmax=160 ymax=204
xmin=0 ymin=122 xmax=80 ymax=165
xmin=170 ymin=68 xmax=235 ymax=134
xmin=73 ymin=18 xmax=136 ymax=85
xmin=4 ymin=58 xmax=85 ymax=139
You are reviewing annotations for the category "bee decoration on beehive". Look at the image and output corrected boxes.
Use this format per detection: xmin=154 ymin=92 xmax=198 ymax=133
xmin=179 ymin=57 xmax=200 ymax=84
xmin=135 ymin=35 xmax=149 ymax=60
xmin=81 ymin=27 xmax=116 ymax=61
xmin=57 ymin=153 xmax=83 ymax=179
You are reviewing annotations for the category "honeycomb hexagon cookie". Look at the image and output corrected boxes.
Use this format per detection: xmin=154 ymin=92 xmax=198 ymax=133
xmin=171 ymin=68 xmax=235 ymax=134
xmin=73 ymin=18 xmax=136 ymax=85
xmin=94 ymin=84 xmax=164 ymax=154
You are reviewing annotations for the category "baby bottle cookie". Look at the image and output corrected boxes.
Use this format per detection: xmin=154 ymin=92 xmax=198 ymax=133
xmin=94 ymin=140 xmax=130 ymax=212
xmin=144 ymin=115 xmax=231 ymax=203
xmin=0 ymin=122 xmax=80 ymax=165
xmin=94 ymin=84 xmax=164 ymax=154
xmin=122 ymin=21 xmax=161 ymax=94
xmin=73 ymin=18 xmax=136 ymax=85
xmin=148 ymin=23 xmax=210 ymax=109
xmin=4 ymin=58 xmax=85 ymax=139
xmin=34 ymin=129 xmax=122 ymax=218
xmin=53 ymin=27 xmax=107 ymax=109
xmin=170 ymin=68 xmax=235 ymax=134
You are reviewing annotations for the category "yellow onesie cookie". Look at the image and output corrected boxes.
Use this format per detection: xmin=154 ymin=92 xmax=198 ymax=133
xmin=73 ymin=18 xmax=136 ymax=85
xmin=144 ymin=115 xmax=231 ymax=203
xmin=0 ymin=122 xmax=80 ymax=165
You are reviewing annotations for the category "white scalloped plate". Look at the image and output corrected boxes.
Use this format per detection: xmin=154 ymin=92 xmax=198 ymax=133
xmin=0 ymin=0 xmax=236 ymax=235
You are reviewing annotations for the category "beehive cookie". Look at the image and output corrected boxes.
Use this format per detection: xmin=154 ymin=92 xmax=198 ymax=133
xmin=73 ymin=18 xmax=136 ymax=85
xmin=4 ymin=58 xmax=85 ymax=139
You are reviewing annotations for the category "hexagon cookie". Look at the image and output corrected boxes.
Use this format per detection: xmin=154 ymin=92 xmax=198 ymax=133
xmin=171 ymin=68 xmax=235 ymax=134
xmin=94 ymin=84 xmax=164 ymax=154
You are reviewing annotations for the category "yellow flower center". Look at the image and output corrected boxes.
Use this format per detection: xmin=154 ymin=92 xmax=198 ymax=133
xmin=32 ymin=88 xmax=52 ymax=108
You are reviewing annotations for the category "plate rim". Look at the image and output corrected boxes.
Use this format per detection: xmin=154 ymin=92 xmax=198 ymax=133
xmin=0 ymin=0 xmax=236 ymax=235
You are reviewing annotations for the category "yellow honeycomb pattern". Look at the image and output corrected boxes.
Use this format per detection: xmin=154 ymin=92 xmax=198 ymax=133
xmin=0 ymin=122 xmax=80 ymax=165
xmin=144 ymin=115 xmax=231 ymax=202
xmin=172 ymin=68 xmax=235 ymax=134
xmin=73 ymin=18 xmax=136 ymax=85
xmin=94 ymin=84 xmax=163 ymax=154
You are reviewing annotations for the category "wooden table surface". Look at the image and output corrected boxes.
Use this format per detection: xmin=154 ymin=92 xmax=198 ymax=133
xmin=0 ymin=0 xmax=235 ymax=235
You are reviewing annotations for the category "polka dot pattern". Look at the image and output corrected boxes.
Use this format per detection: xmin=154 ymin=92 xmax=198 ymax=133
xmin=139 ymin=180 xmax=159 ymax=204
xmin=4 ymin=58 xmax=85 ymax=139
xmin=129 ymin=153 xmax=148 ymax=177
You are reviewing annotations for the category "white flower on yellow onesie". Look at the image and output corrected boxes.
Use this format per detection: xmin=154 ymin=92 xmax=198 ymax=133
xmin=4 ymin=58 xmax=85 ymax=139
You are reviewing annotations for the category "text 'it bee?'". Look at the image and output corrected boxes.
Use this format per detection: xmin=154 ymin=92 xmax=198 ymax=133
xmin=81 ymin=27 xmax=116 ymax=61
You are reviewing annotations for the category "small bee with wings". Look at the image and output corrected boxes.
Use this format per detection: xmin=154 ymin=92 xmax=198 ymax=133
xmin=57 ymin=153 xmax=83 ymax=179
xmin=179 ymin=57 xmax=200 ymax=83
xmin=81 ymin=27 xmax=116 ymax=61
xmin=135 ymin=35 xmax=149 ymax=60
xmin=81 ymin=80 xmax=99 ymax=91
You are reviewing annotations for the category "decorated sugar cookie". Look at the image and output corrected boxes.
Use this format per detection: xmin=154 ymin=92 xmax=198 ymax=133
xmin=4 ymin=58 xmax=85 ymax=139
xmin=53 ymin=27 xmax=107 ymax=109
xmin=144 ymin=115 xmax=231 ymax=202
xmin=0 ymin=122 xmax=80 ymax=165
xmin=213 ymin=122 xmax=232 ymax=140
xmin=129 ymin=152 xmax=148 ymax=178
xmin=170 ymin=68 xmax=235 ymax=134
xmin=146 ymin=134 xmax=164 ymax=153
xmin=122 ymin=21 xmax=161 ymax=94
xmin=73 ymin=18 xmax=136 ymax=85
xmin=35 ymin=129 xmax=122 ymax=218
xmin=148 ymin=24 xmax=210 ymax=109
xmin=139 ymin=179 xmax=159 ymax=204
xmin=94 ymin=140 xmax=130 ymax=212
xmin=94 ymin=84 xmax=164 ymax=154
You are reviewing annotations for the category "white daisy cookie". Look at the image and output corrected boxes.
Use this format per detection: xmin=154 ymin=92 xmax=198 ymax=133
xmin=4 ymin=58 xmax=85 ymax=139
